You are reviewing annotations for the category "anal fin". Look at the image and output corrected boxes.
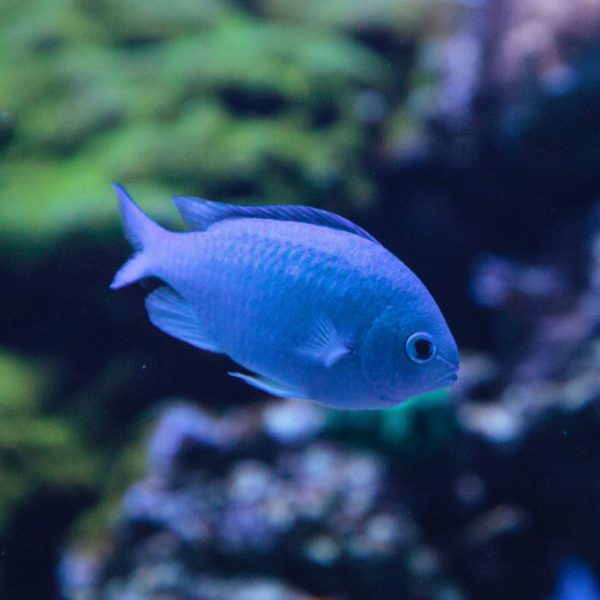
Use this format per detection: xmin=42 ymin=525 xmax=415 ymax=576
xmin=229 ymin=372 xmax=306 ymax=399
xmin=145 ymin=287 xmax=221 ymax=353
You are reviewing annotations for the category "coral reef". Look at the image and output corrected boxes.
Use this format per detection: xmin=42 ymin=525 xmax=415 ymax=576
xmin=61 ymin=401 xmax=458 ymax=600
xmin=0 ymin=0 xmax=429 ymax=245
xmin=549 ymin=559 xmax=600 ymax=600
xmin=60 ymin=351 xmax=600 ymax=600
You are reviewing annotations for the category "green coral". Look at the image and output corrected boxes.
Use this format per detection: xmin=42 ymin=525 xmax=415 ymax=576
xmin=0 ymin=347 xmax=152 ymax=546
xmin=0 ymin=0 xmax=422 ymax=250
xmin=263 ymin=0 xmax=425 ymax=30
xmin=324 ymin=389 xmax=460 ymax=461
xmin=0 ymin=351 xmax=98 ymax=528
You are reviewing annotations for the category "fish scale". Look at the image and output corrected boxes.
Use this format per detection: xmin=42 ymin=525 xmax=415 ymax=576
xmin=111 ymin=185 xmax=459 ymax=409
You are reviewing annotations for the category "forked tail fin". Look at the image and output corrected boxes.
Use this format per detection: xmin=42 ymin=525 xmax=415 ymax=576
xmin=110 ymin=183 xmax=164 ymax=289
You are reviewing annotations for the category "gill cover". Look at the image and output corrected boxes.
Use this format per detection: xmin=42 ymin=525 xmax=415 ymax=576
xmin=361 ymin=305 xmax=401 ymax=401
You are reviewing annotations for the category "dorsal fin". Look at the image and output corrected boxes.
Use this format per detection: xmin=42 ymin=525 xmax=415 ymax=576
xmin=171 ymin=196 xmax=380 ymax=245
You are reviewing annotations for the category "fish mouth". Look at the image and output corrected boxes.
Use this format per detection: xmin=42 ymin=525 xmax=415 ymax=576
xmin=375 ymin=354 xmax=460 ymax=405
xmin=436 ymin=354 xmax=460 ymax=370
xmin=435 ymin=354 xmax=459 ymax=386
xmin=437 ymin=372 xmax=458 ymax=387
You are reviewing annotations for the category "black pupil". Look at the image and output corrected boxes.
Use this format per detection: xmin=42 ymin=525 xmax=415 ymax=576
xmin=414 ymin=338 xmax=432 ymax=359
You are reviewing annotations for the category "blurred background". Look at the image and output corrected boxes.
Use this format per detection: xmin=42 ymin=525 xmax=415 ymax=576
xmin=1 ymin=0 xmax=600 ymax=598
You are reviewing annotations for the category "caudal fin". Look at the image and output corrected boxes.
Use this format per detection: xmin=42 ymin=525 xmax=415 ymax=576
xmin=110 ymin=184 xmax=163 ymax=289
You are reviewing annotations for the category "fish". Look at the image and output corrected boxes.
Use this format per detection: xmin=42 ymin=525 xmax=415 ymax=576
xmin=111 ymin=184 xmax=459 ymax=409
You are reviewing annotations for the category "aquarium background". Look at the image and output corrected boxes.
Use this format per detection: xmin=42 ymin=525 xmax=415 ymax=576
xmin=1 ymin=0 xmax=600 ymax=598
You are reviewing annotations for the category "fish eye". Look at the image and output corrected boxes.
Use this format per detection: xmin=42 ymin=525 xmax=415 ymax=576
xmin=405 ymin=332 xmax=436 ymax=364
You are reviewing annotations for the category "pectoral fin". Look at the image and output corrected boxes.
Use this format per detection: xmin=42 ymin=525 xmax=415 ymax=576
xmin=294 ymin=312 xmax=354 ymax=368
xmin=229 ymin=372 xmax=306 ymax=399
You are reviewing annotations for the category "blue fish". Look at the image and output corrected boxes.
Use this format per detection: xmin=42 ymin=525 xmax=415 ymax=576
xmin=111 ymin=184 xmax=459 ymax=409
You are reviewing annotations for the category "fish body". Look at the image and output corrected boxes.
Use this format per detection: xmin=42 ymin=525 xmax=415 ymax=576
xmin=111 ymin=185 xmax=459 ymax=409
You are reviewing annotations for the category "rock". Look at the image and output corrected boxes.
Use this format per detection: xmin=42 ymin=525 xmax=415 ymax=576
xmin=62 ymin=400 xmax=452 ymax=599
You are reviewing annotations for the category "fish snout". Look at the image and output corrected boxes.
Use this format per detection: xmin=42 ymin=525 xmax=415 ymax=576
xmin=440 ymin=371 xmax=458 ymax=385
xmin=435 ymin=353 xmax=460 ymax=386
xmin=435 ymin=353 xmax=459 ymax=371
